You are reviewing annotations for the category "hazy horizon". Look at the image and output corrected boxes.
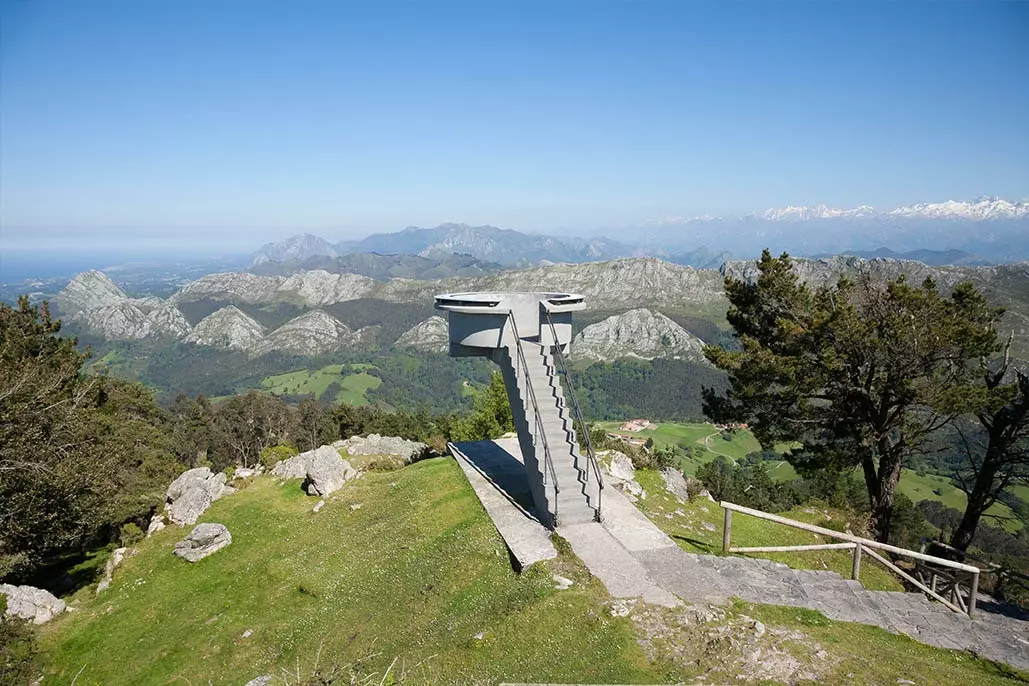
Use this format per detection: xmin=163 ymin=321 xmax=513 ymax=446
xmin=2 ymin=1 xmax=1027 ymax=251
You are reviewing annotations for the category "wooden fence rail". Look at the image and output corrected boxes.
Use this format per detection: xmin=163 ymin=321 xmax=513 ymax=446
xmin=719 ymin=501 xmax=981 ymax=618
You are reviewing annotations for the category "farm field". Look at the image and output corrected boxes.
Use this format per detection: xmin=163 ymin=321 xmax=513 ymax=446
xmin=260 ymin=364 xmax=382 ymax=405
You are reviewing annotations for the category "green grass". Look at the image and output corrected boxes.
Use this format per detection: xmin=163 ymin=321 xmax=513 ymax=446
xmin=39 ymin=459 xmax=668 ymax=685
xmin=635 ymin=469 xmax=905 ymax=593
xmin=260 ymin=365 xmax=382 ymax=405
xmin=899 ymin=469 xmax=1022 ymax=533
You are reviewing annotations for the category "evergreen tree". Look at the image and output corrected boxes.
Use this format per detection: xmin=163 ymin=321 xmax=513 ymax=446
xmin=705 ymin=251 xmax=1001 ymax=542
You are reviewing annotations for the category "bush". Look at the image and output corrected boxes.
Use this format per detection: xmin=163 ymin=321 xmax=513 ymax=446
xmin=119 ymin=522 xmax=144 ymax=547
xmin=259 ymin=444 xmax=299 ymax=470
xmin=696 ymin=455 xmax=798 ymax=512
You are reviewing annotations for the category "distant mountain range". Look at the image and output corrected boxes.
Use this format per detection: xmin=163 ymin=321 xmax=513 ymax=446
xmin=249 ymin=197 xmax=1029 ymax=269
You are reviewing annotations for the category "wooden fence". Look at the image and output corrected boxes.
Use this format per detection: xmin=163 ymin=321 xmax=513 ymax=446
xmin=720 ymin=501 xmax=982 ymax=618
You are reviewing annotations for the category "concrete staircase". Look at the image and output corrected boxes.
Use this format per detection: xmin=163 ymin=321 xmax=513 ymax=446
xmin=500 ymin=340 xmax=600 ymax=527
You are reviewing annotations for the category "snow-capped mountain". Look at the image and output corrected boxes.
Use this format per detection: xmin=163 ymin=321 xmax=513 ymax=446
xmin=887 ymin=197 xmax=1029 ymax=221
xmin=758 ymin=204 xmax=876 ymax=222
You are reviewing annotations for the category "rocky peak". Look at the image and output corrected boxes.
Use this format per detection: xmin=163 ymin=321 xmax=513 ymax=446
xmin=251 ymin=310 xmax=354 ymax=356
xmin=572 ymin=308 xmax=710 ymax=363
xmin=250 ymin=233 xmax=339 ymax=267
xmin=185 ymin=306 xmax=265 ymax=350
xmin=55 ymin=270 xmax=129 ymax=314
xmin=394 ymin=316 xmax=449 ymax=353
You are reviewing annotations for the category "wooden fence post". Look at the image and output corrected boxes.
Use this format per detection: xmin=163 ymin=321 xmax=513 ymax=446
xmin=968 ymin=571 xmax=979 ymax=619
xmin=852 ymin=544 xmax=862 ymax=581
xmin=722 ymin=508 xmax=732 ymax=554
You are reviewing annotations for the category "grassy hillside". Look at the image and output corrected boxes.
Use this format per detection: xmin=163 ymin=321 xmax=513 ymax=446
xmin=36 ymin=458 xmax=1029 ymax=685
xmin=40 ymin=459 xmax=664 ymax=685
xmin=261 ymin=364 xmax=382 ymax=405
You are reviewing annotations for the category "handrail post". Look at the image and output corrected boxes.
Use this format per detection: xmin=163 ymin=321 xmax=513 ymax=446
xmin=722 ymin=507 xmax=732 ymax=554
xmin=852 ymin=544 xmax=862 ymax=581
xmin=968 ymin=571 xmax=979 ymax=620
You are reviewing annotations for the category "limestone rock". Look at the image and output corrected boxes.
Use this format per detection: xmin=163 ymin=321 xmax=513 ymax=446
xmin=273 ymin=445 xmax=357 ymax=496
xmin=0 ymin=584 xmax=67 ymax=624
xmin=275 ymin=270 xmax=377 ymax=307
xmin=394 ymin=316 xmax=449 ymax=353
xmin=96 ymin=547 xmax=128 ymax=595
xmin=303 ymin=445 xmax=356 ymax=496
xmin=251 ymin=310 xmax=357 ymax=357
xmin=660 ymin=468 xmax=690 ymax=502
xmin=146 ymin=305 xmax=192 ymax=337
xmin=572 ymin=308 xmax=710 ymax=363
xmin=244 ymin=677 xmax=274 ymax=686
xmin=167 ymin=468 xmax=228 ymax=502
xmin=173 ymin=523 xmax=232 ymax=562
xmin=184 ymin=306 xmax=265 ymax=350
xmin=167 ymin=487 xmax=213 ymax=526
xmin=75 ymin=301 xmax=152 ymax=339
xmin=271 ymin=454 xmax=309 ymax=479
xmin=600 ymin=450 xmax=645 ymax=500
xmin=165 ymin=468 xmax=230 ymax=525
xmin=334 ymin=434 xmax=430 ymax=464
xmin=55 ymin=270 xmax=128 ymax=314
xmin=169 ymin=272 xmax=284 ymax=306
xmin=147 ymin=513 xmax=166 ymax=537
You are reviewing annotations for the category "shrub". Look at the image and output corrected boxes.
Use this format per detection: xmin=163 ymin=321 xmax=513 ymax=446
xmin=259 ymin=444 xmax=299 ymax=470
xmin=119 ymin=522 xmax=144 ymax=547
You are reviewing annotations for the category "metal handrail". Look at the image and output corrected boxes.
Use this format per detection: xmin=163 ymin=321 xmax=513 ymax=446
xmin=720 ymin=501 xmax=981 ymax=618
xmin=506 ymin=311 xmax=560 ymax=520
xmin=543 ymin=308 xmax=604 ymax=515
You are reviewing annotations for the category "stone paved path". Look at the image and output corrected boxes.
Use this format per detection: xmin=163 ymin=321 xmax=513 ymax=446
xmin=451 ymin=440 xmax=1029 ymax=671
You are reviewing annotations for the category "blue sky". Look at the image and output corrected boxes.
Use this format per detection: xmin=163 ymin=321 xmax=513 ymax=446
xmin=1 ymin=0 xmax=1027 ymax=249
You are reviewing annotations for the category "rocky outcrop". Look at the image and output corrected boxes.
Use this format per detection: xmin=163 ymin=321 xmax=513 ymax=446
xmin=185 ymin=306 xmax=265 ymax=350
xmin=95 ymin=546 xmax=129 ymax=594
xmin=173 ymin=523 xmax=232 ymax=562
xmin=272 ymin=445 xmax=357 ymax=496
xmin=75 ymin=301 xmax=152 ymax=339
xmin=55 ymin=270 xmax=129 ymax=314
xmin=146 ymin=304 xmax=192 ymax=337
xmin=599 ymin=450 xmax=645 ymax=501
xmin=169 ymin=272 xmax=285 ymax=305
xmin=660 ymin=468 xmax=690 ymax=502
xmin=274 ymin=270 xmax=377 ymax=307
xmin=572 ymin=308 xmax=710 ymax=363
xmin=0 ymin=584 xmax=67 ymax=624
xmin=165 ymin=467 xmax=233 ymax=525
xmin=334 ymin=434 xmax=430 ymax=464
xmin=251 ymin=310 xmax=358 ymax=357
xmin=394 ymin=316 xmax=449 ymax=353
xmin=303 ymin=445 xmax=357 ymax=496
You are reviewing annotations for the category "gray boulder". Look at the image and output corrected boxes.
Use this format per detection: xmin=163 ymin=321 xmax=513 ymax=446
xmin=334 ymin=433 xmax=429 ymax=464
xmin=244 ymin=678 xmax=273 ymax=686
xmin=660 ymin=468 xmax=690 ymax=502
xmin=0 ymin=584 xmax=67 ymax=624
xmin=272 ymin=445 xmax=358 ymax=496
xmin=165 ymin=467 xmax=233 ymax=525
xmin=600 ymin=450 xmax=646 ymax=500
xmin=166 ymin=467 xmax=228 ymax=502
xmin=173 ymin=523 xmax=232 ymax=562
xmin=167 ymin=486 xmax=213 ymax=526
xmin=271 ymin=454 xmax=309 ymax=479
xmin=303 ymin=445 xmax=356 ymax=496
